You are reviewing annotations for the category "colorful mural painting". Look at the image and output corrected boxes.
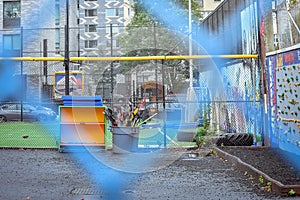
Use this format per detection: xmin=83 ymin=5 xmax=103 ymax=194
xmin=53 ymin=71 xmax=84 ymax=99
xmin=267 ymin=47 xmax=300 ymax=155
xmin=219 ymin=61 xmax=262 ymax=141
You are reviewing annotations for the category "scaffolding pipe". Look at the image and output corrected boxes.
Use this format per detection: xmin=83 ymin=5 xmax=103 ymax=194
xmin=287 ymin=11 xmax=300 ymax=35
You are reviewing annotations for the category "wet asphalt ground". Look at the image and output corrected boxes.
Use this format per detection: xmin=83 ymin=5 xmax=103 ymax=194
xmin=0 ymin=148 xmax=293 ymax=200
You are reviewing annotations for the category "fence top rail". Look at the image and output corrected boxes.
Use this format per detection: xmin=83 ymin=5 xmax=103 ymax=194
xmin=0 ymin=54 xmax=258 ymax=62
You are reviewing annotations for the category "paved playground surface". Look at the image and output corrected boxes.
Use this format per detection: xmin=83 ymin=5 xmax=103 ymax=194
xmin=0 ymin=148 xmax=290 ymax=200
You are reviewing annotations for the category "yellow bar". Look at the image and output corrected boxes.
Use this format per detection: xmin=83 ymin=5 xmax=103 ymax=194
xmin=165 ymin=54 xmax=258 ymax=60
xmin=0 ymin=57 xmax=65 ymax=61
xmin=71 ymin=54 xmax=258 ymax=61
xmin=218 ymin=54 xmax=258 ymax=59
xmin=70 ymin=56 xmax=166 ymax=62
xmin=0 ymin=54 xmax=258 ymax=62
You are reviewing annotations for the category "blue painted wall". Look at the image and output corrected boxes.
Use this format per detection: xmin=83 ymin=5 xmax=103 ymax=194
xmin=267 ymin=46 xmax=300 ymax=155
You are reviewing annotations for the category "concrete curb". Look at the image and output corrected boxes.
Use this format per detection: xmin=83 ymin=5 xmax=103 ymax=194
xmin=213 ymin=146 xmax=300 ymax=197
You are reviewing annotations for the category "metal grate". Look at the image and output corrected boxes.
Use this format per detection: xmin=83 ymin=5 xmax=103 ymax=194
xmin=70 ymin=188 xmax=103 ymax=195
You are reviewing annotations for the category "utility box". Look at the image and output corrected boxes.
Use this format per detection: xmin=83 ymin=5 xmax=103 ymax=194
xmin=58 ymin=96 xmax=107 ymax=151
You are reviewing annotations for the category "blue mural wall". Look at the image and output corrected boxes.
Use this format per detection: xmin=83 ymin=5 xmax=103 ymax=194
xmin=267 ymin=47 xmax=300 ymax=155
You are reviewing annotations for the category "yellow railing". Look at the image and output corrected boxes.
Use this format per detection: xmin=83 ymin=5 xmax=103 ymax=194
xmin=0 ymin=54 xmax=258 ymax=62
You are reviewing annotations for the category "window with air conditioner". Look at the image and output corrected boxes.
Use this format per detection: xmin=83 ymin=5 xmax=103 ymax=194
xmin=85 ymin=25 xmax=97 ymax=32
xmin=85 ymin=9 xmax=97 ymax=17
xmin=85 ymin=40 xmax=98 ymax=48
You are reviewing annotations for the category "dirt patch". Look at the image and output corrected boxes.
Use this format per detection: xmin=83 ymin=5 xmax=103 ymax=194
xmin=218 ymin=146 xmax=300 ymax=185
xmin=129 ymin=150 xmax=280 ymax=200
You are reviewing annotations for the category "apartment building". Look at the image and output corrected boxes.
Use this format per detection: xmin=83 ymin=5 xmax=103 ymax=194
xmin=0 ymin=0 xmax=78 ymax=57
xmin=0 ymin=0 xmax=134 ymax=101
xmin=0 ymin=0 xmax=78 ymax=101
xmin=78 ymin=0 xmax=134 ymax=99
xmin=78 ymin=0 xmax=134 ymax=57
xmin=196 ymin=0 xmax=224 ymax=19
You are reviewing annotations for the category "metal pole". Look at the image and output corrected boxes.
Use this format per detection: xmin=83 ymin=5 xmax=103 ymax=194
xmin=162 ymin=60 xmax=165 ymax=110
xmin=64 ymin=0 xmax=70 ymax=95
xmin=133 ymin=80 xmax=136 ymax=108
xmin=102 ymin=80 xmax=104 ymax=99
xmin=186 ymin=0 xmax=194 ymax=123
xmin=77 ymin=22 xmax=81 ymax=57
xmin=21 ymin=27 xmax=23 ymax=77
xmin=21 ymin=27 xmax=24 ymax=121
xmin=43 ymin=39 xmax=48 ymax=85
xmin=110 ymin=24 xmax=114 ymax=108
xmin=257 ymin=0 xmax=269 ymax=146
xmin=287 ymin=11 xmax=300 ymax=35
xmin=162 ymin=60 xmax=166 ymax=148
xmin=188 ymin=0 xmax=193 ymax=88
xmin=154 ymin=23 xmax=159 ymax=110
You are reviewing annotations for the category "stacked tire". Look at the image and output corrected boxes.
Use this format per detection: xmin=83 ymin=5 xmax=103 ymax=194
xmin=215 ymin=133 xmax=253 ymax=146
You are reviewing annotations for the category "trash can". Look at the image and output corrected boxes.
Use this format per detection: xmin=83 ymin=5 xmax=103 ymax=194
xmin=112 ymin=127 xmax=140 ymax=153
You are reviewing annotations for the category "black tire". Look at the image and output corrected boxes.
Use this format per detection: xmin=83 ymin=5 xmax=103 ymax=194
xmin=216 ymin=133 xmax=253 ymax=146
xmin=0 ymin=115 xmax=7 ymax=123
xmin=216 ymin=134 xmax=226 ymax=146
xmin=230 ymin=134 xmax=243 ymax=146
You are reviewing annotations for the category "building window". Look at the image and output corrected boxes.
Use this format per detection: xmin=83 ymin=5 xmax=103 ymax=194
xmin=55 ymin=2 xmax=60 ymax=25
xmin=85 ymin=0 xmax=97 ymax=1
xmin=85 ymin=9 xmax=97 ymax=17
xmin=3 ymin=34 xmax=21 ymax=50
xmin=85 ymin=25 xmax=97 ymax=32
xmin=106 ymin=24 xmax=119 ymax=34
xmin=85 ymin=40 xmax=98 ymax=48
xmin=106 ymin=8 xmax=119 ymax=17
xmin=3 ymin=1 xmax=21 ymax=28
xmin=55 ymin=29 xmax=60 ymax=51
xmin=3 ymin=1 xmax=20 ymax=18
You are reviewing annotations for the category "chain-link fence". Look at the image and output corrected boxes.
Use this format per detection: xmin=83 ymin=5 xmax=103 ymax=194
xmin=0 ymin=22 xmax=263 ymax=148
xmin=0 ymin=56 xmax=263 ymax=148
xmin=198 ymin=59 xmax=263 ymax=144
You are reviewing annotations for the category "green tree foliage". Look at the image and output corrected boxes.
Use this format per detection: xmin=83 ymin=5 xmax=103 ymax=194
xmin=129 ymin=0 xmax=203 ymax=27
xmin=117 ymin=0 xmax=203 ymax=93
